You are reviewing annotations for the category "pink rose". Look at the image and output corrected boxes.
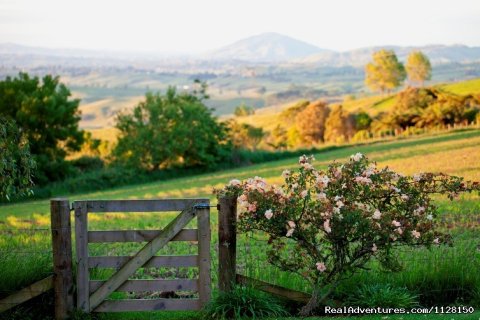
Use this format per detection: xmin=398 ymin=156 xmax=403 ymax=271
xmin=316 ymin=262 xmax=326 ymax=272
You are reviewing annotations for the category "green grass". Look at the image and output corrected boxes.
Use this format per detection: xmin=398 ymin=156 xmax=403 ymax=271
xmin=439 ymin=78 xmax=480 ymax=95
xmin=1 ymin=129 xmax=479 ymax=319
xmin=90 ymin=311 xmax=480 ymax=320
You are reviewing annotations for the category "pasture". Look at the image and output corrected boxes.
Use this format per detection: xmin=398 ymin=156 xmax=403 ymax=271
xmin=1 ymin=129 xmax=480 ymax=319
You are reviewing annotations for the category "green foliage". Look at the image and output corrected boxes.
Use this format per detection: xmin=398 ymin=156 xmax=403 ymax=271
xmin=376 ymin=87 xmax=480 ymax=130
xmin=406 ymin=51 xmax=432 ymax=86
xmin=71 ymin=156 xmax=104 ymax=173
xmin=18 ymin=146 xmax=332 ymax=202
xmin=0 ymin=117 xmax=35 ymax=200
xmin=217 ymin=154 xmax=480 ymax=314
xmin=227 ymin=121 xmax=264 ymax=151
xmin=266 ymin=125 xmax=288 ymax=150
xmin=234 ymin=103 xmax=255 ymax=117
xmin=0 ymin=73 xmax=84 ymax=185
xmin=344 ymin=284 xmax=418 ymax=308
xmin=353 ymin=111 xmax=372 ymax=131
xmin=204 ymin=286 xmax=289 ymax=319
xmin=113 ymin=86 xmax=231 ymax=170
xmin=365 ymin=49 xmax=406 ymax=93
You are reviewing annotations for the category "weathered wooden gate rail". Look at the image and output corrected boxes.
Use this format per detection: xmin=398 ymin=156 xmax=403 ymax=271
xmin=4 ymin=195 xmax=303 ymax=320
xmin=45 ymin=198 xmax=211 ymax=319
xmin=217 ymin=196 xmax=311 ymax=303
xmin=75 ymin=199 xmax=211 ymax=313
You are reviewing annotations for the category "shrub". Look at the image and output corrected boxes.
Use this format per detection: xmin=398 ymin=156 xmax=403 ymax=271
xmin=344 ymin=284 xmax=418 ymax=308
xmin=70 ymin=156 xmax=104 ymax=173
xmin=215 ymin=154 xmax=480 ymax=315
xmin=204 ymin=286 xmax=288 ymax=319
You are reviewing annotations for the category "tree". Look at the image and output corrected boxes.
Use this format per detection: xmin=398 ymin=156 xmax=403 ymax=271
xmin=113 ymin=86 xmax=230 ymax=170
xmin=405 ymin=51 xmax=432 ymax=86
xmin=227 ymin=120 xmax=265 ymax=151
xmin=266 ymin=125 xmax=288 ymax=150
xmin=0 ymin=73 xmax=84 ymax=184
xmin=280 ymin=100 xmax=309 ymax=125
xmin=353 ymin=111 xmax=372 ymax=131
xmin=234 ymin=104 xmax=255 ymax=117
xmin=295 ymin=101 xmax=330 ymax=144
xmin=324 ymin=105 xmax=355 ymax=143
xmin=0 ymin=117 xmax=35 ymax=200
xmin=376 ymin=87 xmax=480 ymax=130
xmin=365 ymin=49 xmax=406 ymax=94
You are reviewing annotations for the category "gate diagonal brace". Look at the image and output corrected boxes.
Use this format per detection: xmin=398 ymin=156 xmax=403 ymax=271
xmin=89 ymin=201 xmax=198 ymax=311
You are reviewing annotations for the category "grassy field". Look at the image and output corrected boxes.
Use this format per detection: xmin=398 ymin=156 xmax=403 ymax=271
xmin=1 ymin=129 xmax=479 ymax=319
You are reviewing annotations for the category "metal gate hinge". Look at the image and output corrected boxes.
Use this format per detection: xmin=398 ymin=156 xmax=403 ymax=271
xmin=193 ymin=203 xmax=215 ymax=210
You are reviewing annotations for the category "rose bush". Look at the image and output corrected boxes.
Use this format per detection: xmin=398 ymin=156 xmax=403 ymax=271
xmin=215 ymin=154 xmax=480 ymax=315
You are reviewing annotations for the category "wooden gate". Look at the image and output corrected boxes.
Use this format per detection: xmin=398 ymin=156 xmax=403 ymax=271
xmin=74 ymin=199 xmax=211 ymax=313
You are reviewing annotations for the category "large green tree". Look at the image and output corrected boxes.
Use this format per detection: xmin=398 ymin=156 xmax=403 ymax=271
xmin=0 ymin=117 xmax=35 ymax=200
xmin=0 ymin=73 xmax=84 ymax=184
xmin=113 ymin=86 xmax=231 ymax=170
xmin=405 ymin=51 xmax=432 ymax=86
xmin=365 ymin=49 xmax=406 ymax=94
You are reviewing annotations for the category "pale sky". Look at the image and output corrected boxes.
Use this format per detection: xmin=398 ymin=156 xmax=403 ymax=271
xmin=1 ymin=0 xmax=479 ymax=53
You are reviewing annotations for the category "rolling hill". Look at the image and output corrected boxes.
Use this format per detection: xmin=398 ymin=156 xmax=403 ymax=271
xmin=205 ymin=32 xmax=330 ymax=62
xmin=297 ymin=44 xmax=480 ymax=66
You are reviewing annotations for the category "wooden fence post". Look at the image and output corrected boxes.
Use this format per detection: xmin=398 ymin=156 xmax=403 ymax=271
xmin=218 ymin=196 xmax=237 ymax=292
xmin=197 ymin=202 xmax=211 ymax=307
xmin=50 ymin=199 xmax=74 ymax=319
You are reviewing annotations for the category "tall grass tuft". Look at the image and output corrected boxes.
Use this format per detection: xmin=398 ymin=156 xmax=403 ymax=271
xmin=344 ymin=284 xmax=418 ymax=308
xmin=204 ymin=286 xmax=289 ymax=319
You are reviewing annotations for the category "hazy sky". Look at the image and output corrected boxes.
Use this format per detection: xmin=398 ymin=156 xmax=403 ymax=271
xmin=1 ymin=0 xmax=479 ymax=53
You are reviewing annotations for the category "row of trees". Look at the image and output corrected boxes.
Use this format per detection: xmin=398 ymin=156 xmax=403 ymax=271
xmin=1 ymin=64 xmax=478 ymax=199
xmin=0 ymin=73 xmax=236 ymax=199
xmin=365 ymin=50 xmax=432 ymax=93
xmin=232 ymin=84 xmax=480 ymax=150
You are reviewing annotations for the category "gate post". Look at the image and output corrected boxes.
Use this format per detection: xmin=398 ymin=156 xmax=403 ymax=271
xmin=197 ymin=201 xmax=211 ymax=307
xmin=50 ymin=199 xmax=74 ymax=319
xmin=218 ymin=196 xmax=237 ymax=292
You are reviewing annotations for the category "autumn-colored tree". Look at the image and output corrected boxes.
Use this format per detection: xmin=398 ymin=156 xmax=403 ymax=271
xmin=365 ymin=49 xmax=406 ymax=94
xmin=406 ymin=51 xmax=432 ymax=86
xmin=266 ymin=125 xmax=288 ymax=150
xmin=295 ymin=101 xmax=330 ymax=144
xmin=324 ymin=105 xmax=355 ymax=143
xmin=280 ymin=100 xmax=309 ymax=125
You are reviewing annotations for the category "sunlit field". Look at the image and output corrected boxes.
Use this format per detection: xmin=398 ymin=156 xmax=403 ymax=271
xmin=1 ymin=129 xmax=479 ymax=319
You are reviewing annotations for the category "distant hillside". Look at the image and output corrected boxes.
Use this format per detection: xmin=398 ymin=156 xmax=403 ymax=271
xmin=298 ymin=45 xmax=480 ymax=66
xmin=234 ymin=78 xmax=480 ymax=132
xmin=206 ymin=32 xmax=330 ymax=62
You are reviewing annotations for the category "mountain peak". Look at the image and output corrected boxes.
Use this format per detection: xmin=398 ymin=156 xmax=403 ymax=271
xmin=207 ymin=32 xmax=329 ymax=62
